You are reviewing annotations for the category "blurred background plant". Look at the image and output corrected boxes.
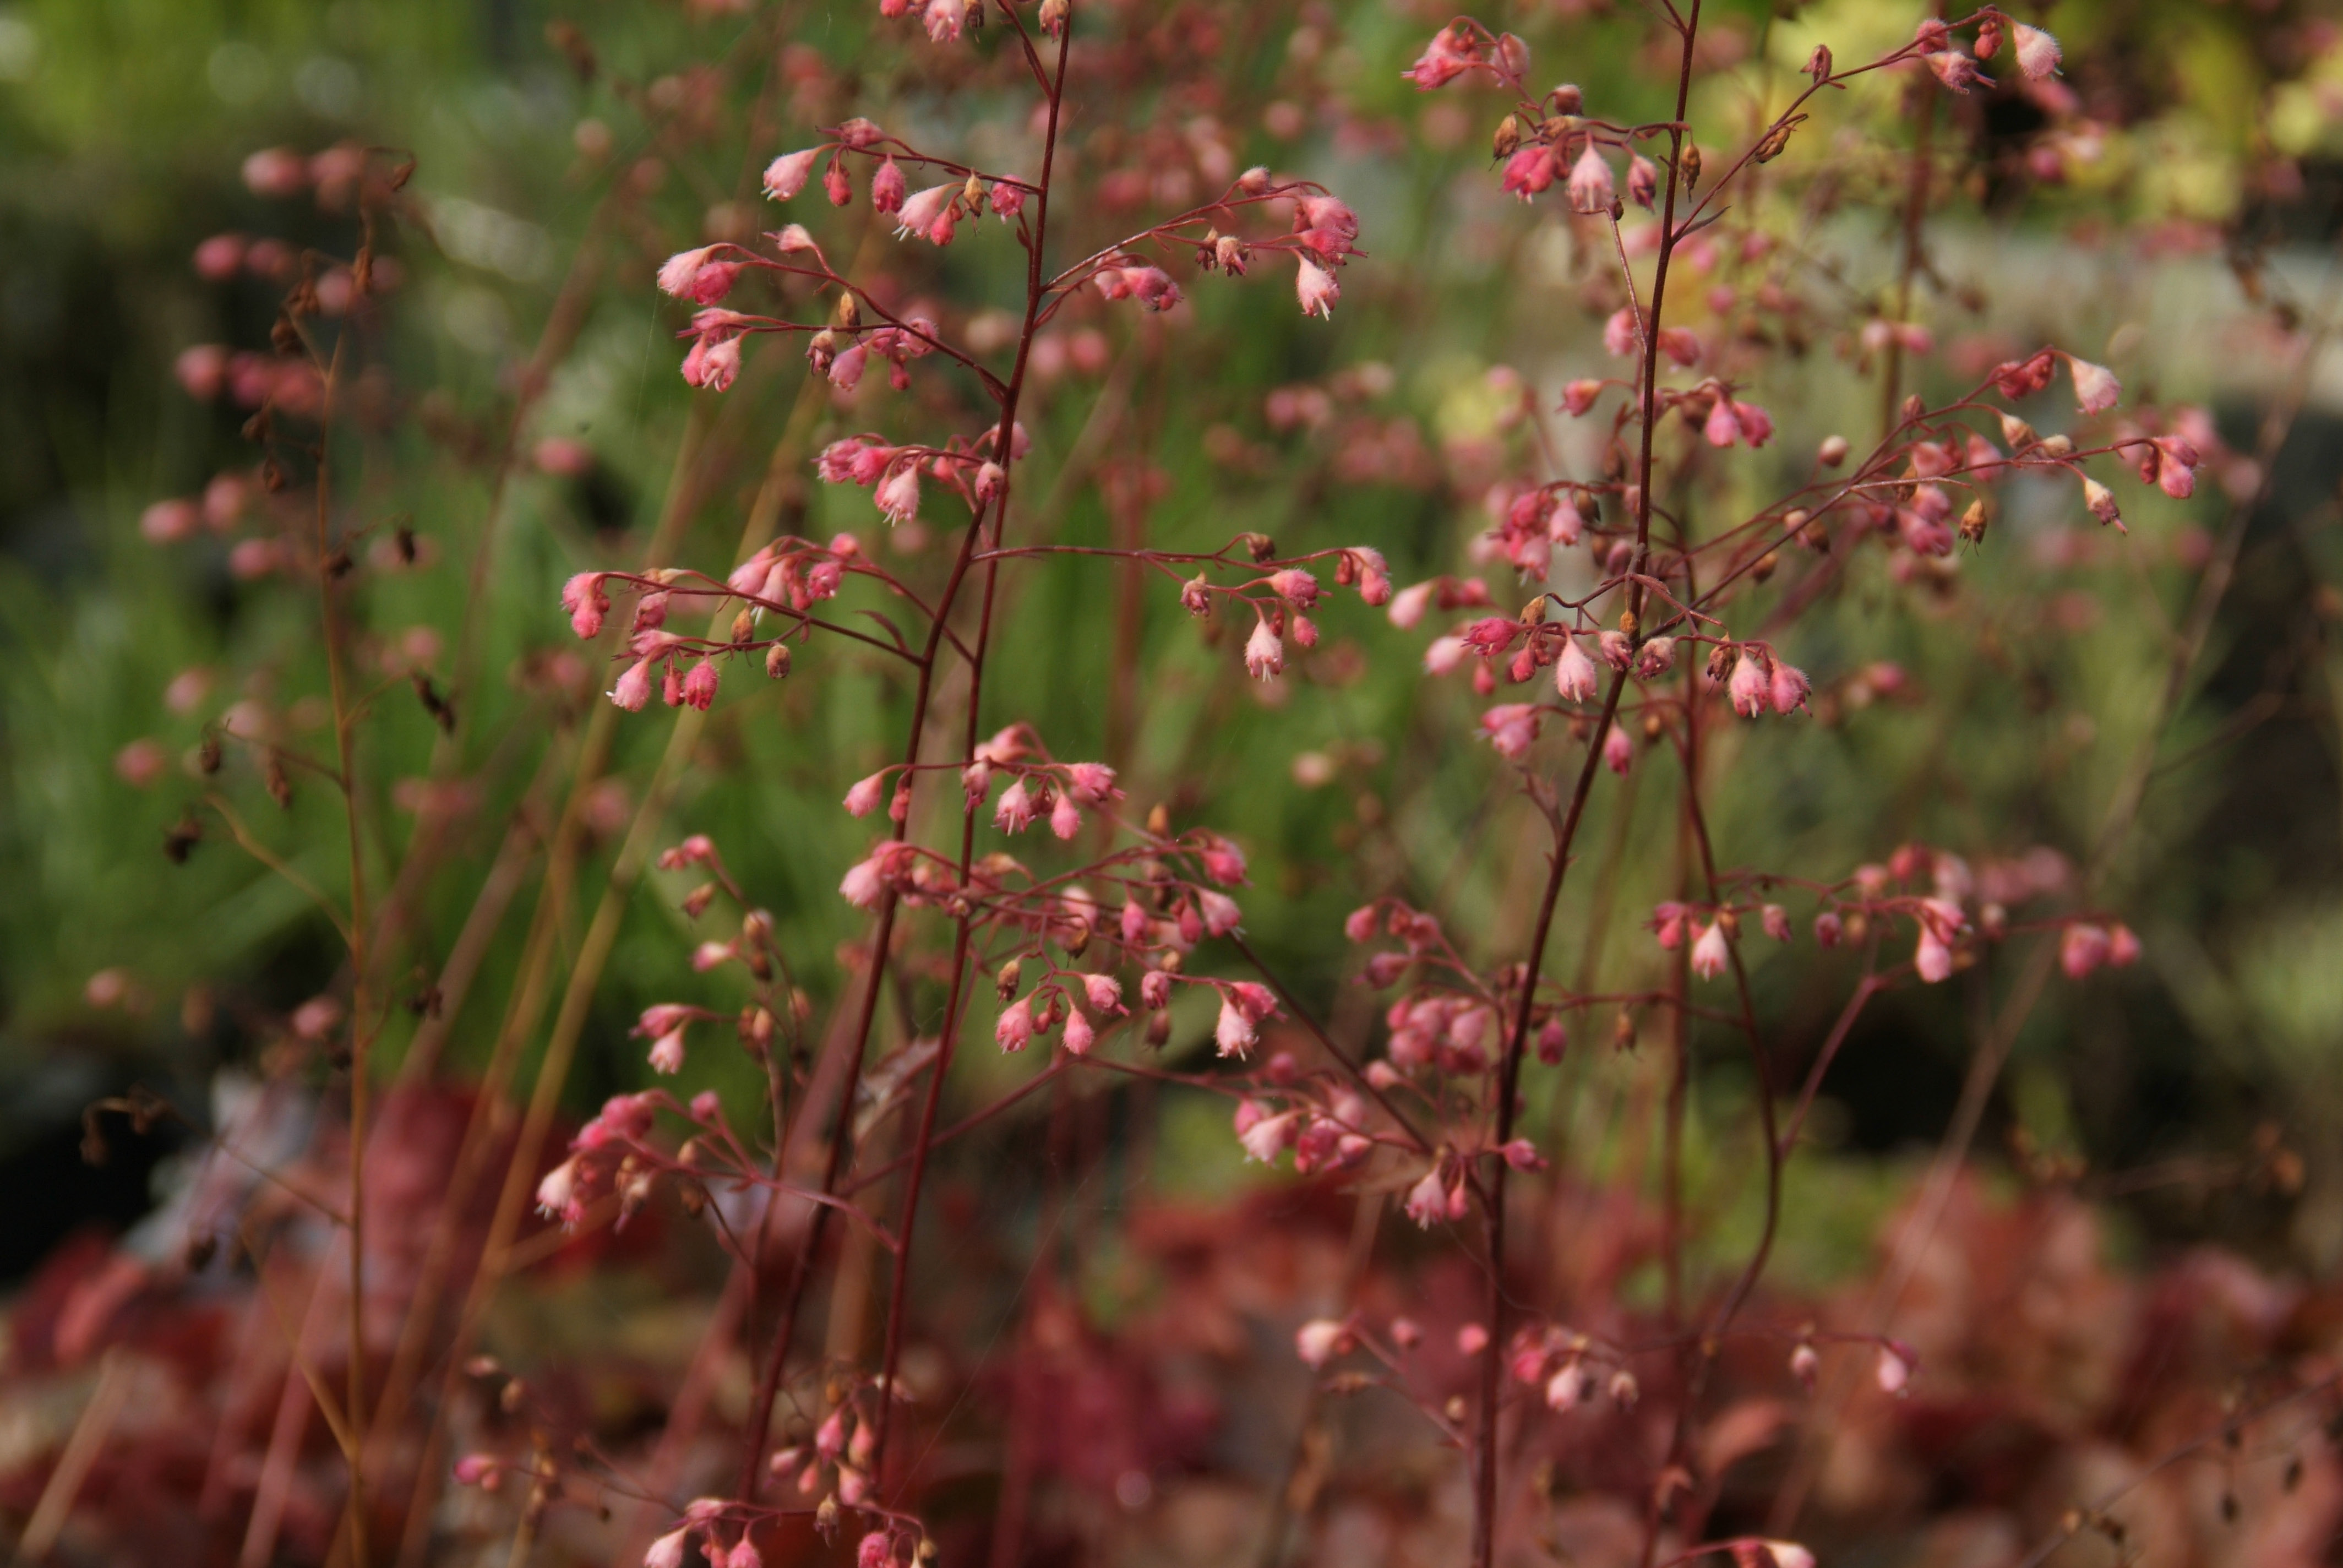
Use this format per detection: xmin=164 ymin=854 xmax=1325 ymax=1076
xmin=0 ymin=0 xmax=2340 ymax=1564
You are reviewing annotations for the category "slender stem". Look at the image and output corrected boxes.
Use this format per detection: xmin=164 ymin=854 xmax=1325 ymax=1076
xmin=867 ymin=10 xmax=1073 ymax=1500
xmin=1468 ymin=13 xmax=1701 ymax=1567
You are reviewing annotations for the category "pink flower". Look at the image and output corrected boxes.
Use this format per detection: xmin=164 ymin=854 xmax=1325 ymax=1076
xmin=1762 ymin=904 xmax=1792 ymax=943
xmin=1387 ymin=581 xmax=1434 ymax=628
xmin=1815 ymin=911 xmax=1843 ymax=946
xmin=683 ymin=335 xmax=742 ymax=392
xmin=871 ymin=157 xmax=906 ymax=214
xmin=1876 ymin=1343 xmax=1912 ymax=1395
xmin=875 ymin=463 xmax=922 ymax=524
xmin=894 ymin=183 xmax=956 ymax=242
xmin=2083 ymin=475 xmax=2122 ymax=529
xmin=1562 ymin=379 xmax=1603 ymax=416
xmin=993 ymin=778 xmax=1036 ymax=833
xmin=1926 ymin=51 xmax=1987 ymax=92
xmin=1240 ymin=1109 xmax=1298 ymax=1163
xmin=657 ymin=247 xmax=720 ymax=300
xmin=1480 ymin=703 xmax=1540 ymax=759
xmin=1268 ymin=568 xmax=1320 ymax=607
xmin=1733 ymin=401 xmax=1775 ymax=447
xmin=611 ymin=656 xmax=656 ymax=711
xmin=1295 ymin=1317 xmax=1349 ymax=1368
xmin=764 ymin=149 xmax=819 ymax=200
xmin=1203 ymin=842 xmax=1248 ymax=884
xmin=839 ymin=846 xmax=900 ymax=909
xmin=1728 ymin=651 xmax=1770 ymax=717
xmin=1500 ymin=145 xmax=1559 ymax=200
xmin=1705 ymin=397 xmax=1742 ymax=448
xmin=1402 ymin=25 xmax=1478 ymax=90
xmin=1656 ymin=326 xmax=1703 ymax=366
xmin=991 ymin=181 xmax=1026 ymax=217
xmin=1603 ymin=307 xmax=1639 ymax=357
xmin=1691 ymin=920 xmax=1730 ymax=979
xmin=681 ymin=659 xmax=720 ymax=711
xmin=1083 ymin=973 xmax=1125 ymax=1015
xmin=646 ymin=1529 xmax=691 ymax=1568
xmin=1215 ymin=994 xmax=1257 ymax=1057
xmin=1915 ymin=927 xmax=1953 ymax=983
xmin=1049 ymin=790 xmax=1082 ymax=839
xmin=2013 ymin=23 xmax=2061 ymax=79
xmin=1061 ymin=1005 xmax=1095 ymax=1055
xmin=1403 ymin=1166 xmax=1450 ymax=1228
xmin=1295 ymin=257 xmax=1339 ymax=319
xmin=996 ymin=994 xmax=1036 ymax=1052
xmin=1245 ymin=617 xmax=1285 ymax=679
xmin=1768 ymin=660 xmax=1811 ymax=715
xmin=562 ymin=574 xmax=609 ymax=637
xmin=1627 ymin=154 xmax=1658 ymax=209
xmin=2106 ymin=923 xmax=2141 ymax=967
xmin=647 ymin=1028 xmax=686 ymax=1074
xmin=1567 ymin=145 xmax=1615 ymax=213
xmin=1067 ymin=761 xmax=1119 ymax=802
xmin=1603 ymin=723 xmax=1634 ymax=775
xmin=1198 ymin=889 xmax=1244 ymax=937
xmin=1553 ymin=633 xmax=1599 ymax=701
xmin=2059 ymin=922 xmax=2110 ymax=978
xmin=2067 ymin=355 xmax=2120 ymax=413
xmin=535 ymin=1156 xmax=582 ymax=1224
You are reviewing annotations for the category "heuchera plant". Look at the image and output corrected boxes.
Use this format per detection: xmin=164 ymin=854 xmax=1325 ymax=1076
xmin=44 ymin=0 xmax=2342 ymax=1566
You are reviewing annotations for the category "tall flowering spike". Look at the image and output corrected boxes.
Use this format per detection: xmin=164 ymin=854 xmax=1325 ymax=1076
xmin=1690 ymin=920 xmax=1730 ymax=979
xmin=764 ymin=149 xmax=819 ymax=200
xmin=1567 ymin=145 xmax=1615 ymax=214
xmin=1295 ymin=257 xmax=1339 ymax=320
xmin=2013 ymin=23 xmax=2062 ymax=79
xmin=2067 ymin=355 xmax=2121 ymax=413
